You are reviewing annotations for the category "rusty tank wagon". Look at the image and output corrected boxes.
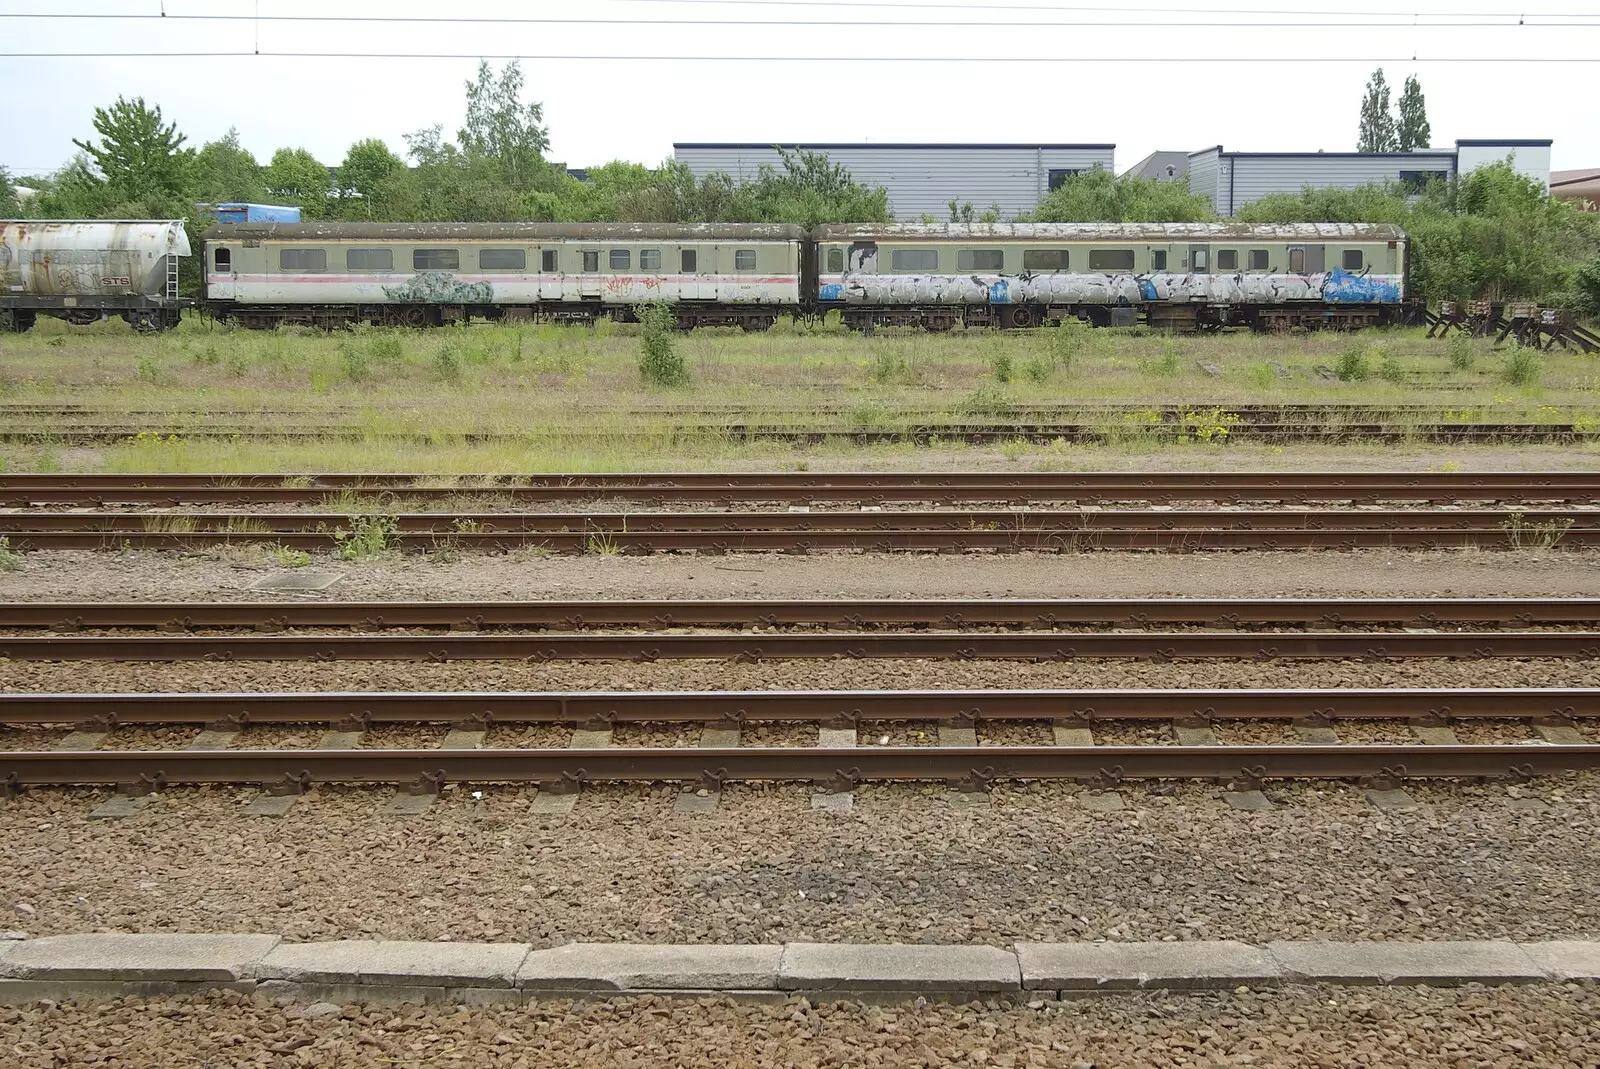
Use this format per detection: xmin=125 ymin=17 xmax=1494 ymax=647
xmin=0 ymin=219 xmax=190 ymax=333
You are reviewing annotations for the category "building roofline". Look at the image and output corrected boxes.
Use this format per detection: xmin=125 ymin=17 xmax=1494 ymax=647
xmin=1455 ymin=139 xmax=1553 ymax=147
xmin=1212 ymin=150 xmax=1456 ymax=160
xmin=673 ymin=142 xmax=1116 ymax=151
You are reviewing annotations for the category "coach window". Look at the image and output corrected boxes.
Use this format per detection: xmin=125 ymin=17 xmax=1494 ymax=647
xmin=582 ymin=251 xmax=599 ymax=272
xmin=213 ymin=247 xmax=231 ymax=272
xmin=681 ymin=249 xmax=697 ymax=273
xmin=541 ymin=249 xmax=558 ymax=273
xmin=1216 ymin=249 xmax=1238 ymax=271
xmin=958 ymin=249 xmax=1004 ymax=272
xmin=413 ymin=248 xmax=459 ymax=271
xmin=278 ymin=248 xmax=326 ymax=272
xmin=479 ymin=248 xmax=525 ymax=271
xmin=1150 ymin=250 xmax=1167 ymax=271
xmin=826 ymin=247 xmax=844 ymax=273
xmin=1022 ymin=249 xmax=1069 ymax=271
xmin=734 ymin=249 xmax=757 ymax=271
xmin=609 ymin=249 xmax=631 ymax=270
xmin=1248 ymin=249 xmax=1269 ymax=271
xmin=890 ymin=248 xmax=938 ymax=272
xmin=346 ymin=248 xmax=393 ymax=272
xmin=1087 ymin=249 xmax=1134 ymax=272
xmin=640 ymin=249 xmax=661 ymax=271
xmin=1342 ymin=249 xmax=1364 ymax=271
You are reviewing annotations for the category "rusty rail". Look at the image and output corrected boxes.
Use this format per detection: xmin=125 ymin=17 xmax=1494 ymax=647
xmin=4 ymin=688 xmax=1591 ymax=727
xmin=3 ymin=471 xmax=1600 ymax=507
xmin=12 ymin=597 xmax=1598 ymax=631
xmin=2 ymin=631 xmax=1597 ymax=663
xmin=4 ymin=744 xmax=1596 ymax=794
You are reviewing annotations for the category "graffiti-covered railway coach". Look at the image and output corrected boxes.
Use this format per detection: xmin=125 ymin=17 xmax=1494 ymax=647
xmin=815 ymin=222 xmax=1409 ymax=332
xmin=202 ymin=221 xmax=806 ymax=330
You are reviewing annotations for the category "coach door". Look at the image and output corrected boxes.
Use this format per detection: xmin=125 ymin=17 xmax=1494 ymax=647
xmin=1188 ymin=244 xmax=1210 ymax=274
xmin=209 ymin=245 xmax=235 ymax=300
xmin=578 ymin=248 xmax=601 ymax=299
xmin=1287 ymin=245 xmax=1324 ymax=275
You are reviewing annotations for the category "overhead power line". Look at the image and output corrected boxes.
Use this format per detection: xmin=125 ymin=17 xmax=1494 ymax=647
xmin=608 ymin=0 xmax=1600 ymax=16
xmin=1 ymin=11 xmax=1595 ymax=27
xmin=2 ymin=50 xmax=1595 ymax=61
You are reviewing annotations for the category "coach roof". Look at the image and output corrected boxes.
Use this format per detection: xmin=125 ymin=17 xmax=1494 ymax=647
xmin=203 ymin=222 xmax=807 ymax=241
xmin=810 ymin=222 xmax=1407 ymax=242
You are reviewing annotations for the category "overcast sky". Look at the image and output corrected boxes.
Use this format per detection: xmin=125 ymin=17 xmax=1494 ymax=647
xmin=2 ymin=0 xmax=1596 ymax=181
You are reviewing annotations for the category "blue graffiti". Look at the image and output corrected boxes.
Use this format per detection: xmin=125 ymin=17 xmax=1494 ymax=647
xmin=818 ymin=283 xmax=843 ymax=301
xmin=988 ymin=278 xmax=1011 ymax=304
xmin=1139 ymin=278 xmax=1159 ymax=301
xmin=1323 ymin=268 xmax=1400 ymax=304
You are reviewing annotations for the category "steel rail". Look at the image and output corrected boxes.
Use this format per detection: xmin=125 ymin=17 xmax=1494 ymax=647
xmin=12 ymin=597 xmax=1598 ymax=631
xmin=2 ymin=630 xmax=1597 ymax=663
xmin=6 ymin=528 xmax=1595 ymax=552
xmin=4 ymin=509 xmax=1593 ymax=534
xmin=4 ymin=688 xmax=1591 ymax=727
xmin=3 ymin=744 xmax=1596 ymax=793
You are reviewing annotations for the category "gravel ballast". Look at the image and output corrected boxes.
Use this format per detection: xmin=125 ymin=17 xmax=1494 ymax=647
xmin=2 ymin=776 xmax=1598 ymax=946
xmin=4 ymin=982 xmax=1598 ymax=1068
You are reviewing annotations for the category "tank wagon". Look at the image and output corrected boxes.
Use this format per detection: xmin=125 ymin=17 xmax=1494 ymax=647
xmin=202 ymin=221 xmax=806 ymax=330
xmin=0 ymin=219 xmax=190 ymax=333
xmin=199 ymin=219 xmax=1409 ymax=333
xmin=813 ymin=222 xmax=1409 ymax=331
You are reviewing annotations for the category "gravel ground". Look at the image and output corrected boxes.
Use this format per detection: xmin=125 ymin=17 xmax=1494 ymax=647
xmin=4 ymin=982 xmax=1599 ymax=1068
xmin=3 ymin=775 xmax=1598 ymax=946
xmin=2 ymin=547 xmax=1598 ymax=602
xmin=3 ymin=657 xmax=1593 ymax=695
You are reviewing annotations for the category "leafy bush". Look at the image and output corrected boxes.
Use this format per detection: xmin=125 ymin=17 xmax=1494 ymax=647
xmin=433 ymin=344 xmax=462 ymax=383
xmin=1336 ymin=346 xmax=1371 ymax=382
xmin=369 ymin=335 xmax=404 ymax=361
xmin=1023 ymin=355 xmax=1053 ymax=383
xmin=636 ymin=301 xmax=688 ymax=387
xmin=1376 ymin=348 xmax=1405 ymax=383
xmin=341 ymin=344 xmax=371 ymax=382
xmin=1046 ymin=317 xmax=1088 ymax=372
xmin=1446 ymin=334 xmax=1475 ymax=370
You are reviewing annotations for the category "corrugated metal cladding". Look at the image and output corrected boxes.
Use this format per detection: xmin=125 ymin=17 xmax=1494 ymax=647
xmin=1189 ymin=147 xmax=1457 ymax=215
xmin=673 ymin=144 xmax=1115 ymax=220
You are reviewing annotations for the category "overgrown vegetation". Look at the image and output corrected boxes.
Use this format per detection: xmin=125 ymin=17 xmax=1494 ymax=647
xmin=0 ymin=537 xmax=22 ymax=572
xmin=333 ymin=515 xmax=399 ymax=560
xmin=1336 ymin=346 xmax=1371 ymax=382
xmin=636 ymin=301 xmax=688 ymax=387
xmin=1502 ymin=511 xmax=1574 ymax=550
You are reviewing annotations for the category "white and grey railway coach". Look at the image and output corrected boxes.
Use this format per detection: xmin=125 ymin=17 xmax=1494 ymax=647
xmin=202 ymin=221 xmax=806 ymax=329
xmin=811 ymin=222 xmax=1410 ymax=331
xmin=1 ymin=219 xmax=190 ymax=333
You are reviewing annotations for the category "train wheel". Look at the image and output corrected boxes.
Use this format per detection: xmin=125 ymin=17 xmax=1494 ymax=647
xmin=0 ymin=309 xmax=35 ymax=333
xmin=1003 ymin=305 xmax=1037 ymax=329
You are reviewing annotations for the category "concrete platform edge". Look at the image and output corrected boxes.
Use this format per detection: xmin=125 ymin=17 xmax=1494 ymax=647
xmin=0 ymin=936 xmax=1595 ymax=1005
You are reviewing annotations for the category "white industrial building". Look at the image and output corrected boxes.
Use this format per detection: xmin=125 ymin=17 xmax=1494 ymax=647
xmin=672 ymin=143 xmax=1115 ymax=221
xmin=1187 ymin=139 xmax=1553 ymax=216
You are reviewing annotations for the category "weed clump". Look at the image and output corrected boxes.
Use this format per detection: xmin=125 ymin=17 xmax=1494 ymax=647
xmin=341 ymin=344 xmax=372 ymax=383
xmin=433 ymin=344 xmax=462 ymax=383
xmin=1023 ymin=355 xmax=1053 ymax=383
xmin=991 ymin=352 xmax=1015 ymax=384
xmin=1335 ymin=346 xmax=1371 ymax=382
xmin=1046 ymin=316 xmax=1088 ymax=374
xmin=1376 ymin=348 xmax=1405 ymax=383
xmin=1143 ymin=341 xmax=1181 ymax=377
xmin=637 ymin=301 xmax=688 ymax=387
xmin=1504 ymin=347 xmax=1542 ymax=386
xmin=1446 ymin=334 xmax=1475 ymax=371
xmin=0 ymin=536 xmax=22 ymax=572
xmin=334 ymin=515 xmax=399 ymax=561
xmin=369 ymin=335 xmax=404 ymax=362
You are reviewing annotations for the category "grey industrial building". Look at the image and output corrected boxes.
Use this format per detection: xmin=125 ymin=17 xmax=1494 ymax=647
xmin=672 ymin=143 xmax=1114 ymax=221
xmin=1186 ymin=139 xmax=1553 ymax=216
xmin=672 ymin=139 xmax=1553 ymax=220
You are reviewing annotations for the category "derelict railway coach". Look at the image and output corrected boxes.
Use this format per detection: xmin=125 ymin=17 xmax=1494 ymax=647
xmin=812 ymin=222 xmax=1411 ymax=332
xmin=202 ymin=221 xmax=807 ymax=330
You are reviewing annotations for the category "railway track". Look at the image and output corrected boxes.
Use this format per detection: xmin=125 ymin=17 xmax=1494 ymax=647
xmin=2 ymin=688 xmax=1595 ymax=794
xmin=4 ymin=471 xmax=1598 ymax=507
xmin=12 ymin=596 xmax=1598 ymax=630
xmin=4 ymin=423 xmax=1592 ymax=445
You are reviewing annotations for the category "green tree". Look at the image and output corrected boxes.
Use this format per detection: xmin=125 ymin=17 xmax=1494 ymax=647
xmin=1396 ymin=75 xmax=1431 ymax=152
xmin=1357 ymin=69 xmax=1398 ymax=153
xmin=339 ymin=138 xmax=404 ymax=211
xmin=1572 ymin=253 xmax=1600 ymax=318
xmin=71 ymin=95 xmax=192 ymax=203
xmin=1027 ymin=167 xmax=1218 ymax=222
xmin=0 ymin=167 xmax=17 ymax=215
xmin=190 ymin=127 xmax=265 ymax=203
xmin=264 ymin=147 xmax=331 ymax=216
xmin=458 ymin=59 xmax=550 ymax=190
